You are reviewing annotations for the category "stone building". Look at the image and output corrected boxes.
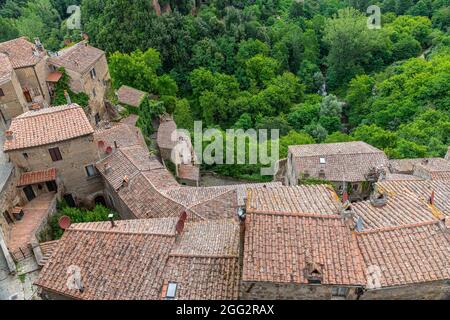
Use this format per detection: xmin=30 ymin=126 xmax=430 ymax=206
xmin=47 ymin=41 xmax=111 ymax=124
xmin=0 ymin=38 xmax=51 ymax=127
xmin=241 ymin=185 xmax=367 ymax=300
xmin=157 ymin=114 xmax=177 ymax=161
xmin=0 ymin=54 xmax=28 ymax=128
xmin=356 ymin=221 xmax=449 ymax=300
xmin=286 ymin=141 xmax=388 ymax=201
xmin=3 ymin=104 xmax=103 ymax=207
xmin=34 ymin=216 xmax=241 ymax=300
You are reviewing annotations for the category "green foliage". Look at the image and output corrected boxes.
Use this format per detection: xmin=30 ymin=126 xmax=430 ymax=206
xmin=51 ymin=68 xmax=89 ymax=107
xmin=50 ymin=202 xmax=116 ymax=240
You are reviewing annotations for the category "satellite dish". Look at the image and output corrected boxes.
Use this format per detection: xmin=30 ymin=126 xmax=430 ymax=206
xmin=105 ymin=146 xmax=113 ymax=154
xmin=59 ymin=215 xmax=71 ymax=230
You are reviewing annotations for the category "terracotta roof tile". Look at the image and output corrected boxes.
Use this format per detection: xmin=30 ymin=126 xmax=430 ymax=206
xmin=35 ymin=224 xmax=176 ymax=300
xmin=94 ymin=122 xmax=147 ymax=150
xmin=352 ymin=193 xmax=439 ymax=230
xmin=243 ymin=212 xmax=366 ymax=285
xmin=355 ymin=222 xmax=449 ymax=288
xmin=0 ymin=37 xmax=45 ymax=69
xmin=0 ymin=53 xmax=13 ymax=84
xmin=246 ymin=185 xmax=341 ymax=215
xmin=162 ymin=256 xmax=240 ymax=300
xmin=157 ymin=116 xmax=177 ymax=149
xmin=4 ymin=104 xmax=93 ymax=151
xmin=48 ymin=42 xmax=104 ymax=74
xmin=35 ymin=218 xmax=241 ymax=300
xmin=18 ymin=168 xmax=57 ymax=187
xmin=290 ymin=142 xmax=388 ymax=182
xmin=116 ymin=85 xmax=147 ymax=107
xmin=177 ymin=164 xmax=200 ymax=181
xmin=377 ymin=180 xmax=450 ymax=217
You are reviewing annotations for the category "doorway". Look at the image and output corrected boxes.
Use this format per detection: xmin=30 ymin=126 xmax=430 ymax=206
xmin=23 ymin=185 xmax=36 ymax=202
xmin=46 ymin=180 xmax=58 ymax=192
xmin=94 ymin=195 xmax=106 ymax=206
xmin=63 ymin=194 xmax=76 ymax=207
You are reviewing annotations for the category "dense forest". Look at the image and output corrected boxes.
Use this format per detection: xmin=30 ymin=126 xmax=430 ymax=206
xmin=1 ymin=0 xmax=449 ymax=179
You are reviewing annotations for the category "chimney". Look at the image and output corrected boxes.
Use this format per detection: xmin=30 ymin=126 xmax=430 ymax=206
xmin=108 ymin=213 xmax=115 ymax=228
xmin=34 ymin=37 xmax=43 ymax=52
xmin=122 ymin=175 xmax=129 ymax=188
xmin=429 ymin=191 xmax=435 ymax=206
xmin=304 ymin=262 xmax=324 ymax=284
xmin=175 ymin=211 xmax=187 ymax=235
xmin=64 ymin=90 xmax=71 ymax=105
xmin=114 ymin=140 xmax=118 ymax=149
xmin=342 ymin=191 xmax=349 ymax=203
xmin=5 ymin=130 xmax=13 ymax=141
xmin=104 ymin=162 xmax=112 ymax=174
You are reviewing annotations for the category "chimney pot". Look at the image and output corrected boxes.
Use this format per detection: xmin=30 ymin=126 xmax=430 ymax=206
xmin=104 ymin=162 xmax=112 ymax=174
xmin=122 ymin=175 xmax=129 ymax=187
xmin=108 ymin=213 xmax=115 ymax=228
xmin=429 ymin=191 xmax=435 ymax=205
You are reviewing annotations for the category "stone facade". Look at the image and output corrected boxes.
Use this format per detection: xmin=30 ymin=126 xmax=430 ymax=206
xmin=240 ymin=282 xmax=361 ymax=300
xmin=7 ymin=136 xmax=103 ymax=207
xmin=14 ymin=60 xmax=51 ymax=107
xmin=361 ymin=281 xmax=449 ymax=300
xmin=60 ymin=54 xmax=110 ymax=123
xmin=0 ymin=71 xmax=28 ymax=126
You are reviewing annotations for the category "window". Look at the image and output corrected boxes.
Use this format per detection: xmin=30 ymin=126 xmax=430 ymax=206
xmin=332 ymin=287 xmax=349 ymax=297
xmin=319 ymin=169 xmax=326 ymax=179
xmin=92 ymin=88 xmax=96 ymax=97
xmin=49 ymin=147 xmax=62 ymax=161
xmin=166 ymin=282 xmax=177 ymax=299
xmin=90 ymin=68 xmax=97 ymax=79
xmin=23 ymin=153 xmax=29 ymax=160
xmin=0 ymin=88 xmax=4 ymax=97
xmin=94 ymin=113 xmax=100 ymax=125
xmin=319 ymin=157 xmax=326 ymax=164
xmin=353 ymin=184 xmax=359 ymax=191
xmin=3 ymin=211 xmax=13 ymax=224
xmin=85 ymin=165 xmax=97 ymax=177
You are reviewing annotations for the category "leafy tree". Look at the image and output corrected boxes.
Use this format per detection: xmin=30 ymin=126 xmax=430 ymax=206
xmin=173 ymin=98 xmax=194 ymax=130
xmin=279 ymin=130 xmax=315 ymax=158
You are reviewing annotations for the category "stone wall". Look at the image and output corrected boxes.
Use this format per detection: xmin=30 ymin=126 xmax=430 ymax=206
xmin=361 ymin=281 xmax=449 ymax=300
xmin=66 ymin=53 xmax=111 ymax=122
xmin=103 ymin=180 xmax=135 ymax=220
xmin=7 ymin=135 xmax=103 ymax=207
xmin=14 ymin=61 xmax=50 ymax=105
xmin=0 ymin=167 xmax=22 ymax=241
xmin=0 ymin=71 xmax=28 ymax=121
xmin=240 ymin=281 xmax=360 ymax=300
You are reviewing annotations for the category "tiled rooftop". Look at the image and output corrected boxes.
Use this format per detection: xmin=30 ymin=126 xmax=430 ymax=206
xmin=17 ymin=168 xmax=57 ymax=187
xmin=0 ymin=37 xmax=45 ymax=69
xmin=243 ymin=211 xmax=366 ymax=286
xmin=48 ymin=42 xmax=104 ymax=74
xmin=116 ymin=85 xmax=147 ymax=107
xmin=246 ymin=185 xmax=341 ymax=215
xmin=289 ymin=141 xmax=388 ymax=182
xmin=289 ymin=141 xmax=384 ymax=157
xmin=352 ymin=193 xmax=439 ymax=230
xmin=35 ymin=217 xmax=241 ymax=300
xmin=4 ymin=104 xmax=93 ymax=151
xmin=0 ymin=53 xmax=13 ymax=84
xmin=355 ymin=221 xmax=449 ymax=288
xmin=157 ymin=115 xmax=177 ymax=149
xmin=94 ymin=122 xmax=147 ymax=150
xmin=377 ymin=180 xmax=450 ymax=217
